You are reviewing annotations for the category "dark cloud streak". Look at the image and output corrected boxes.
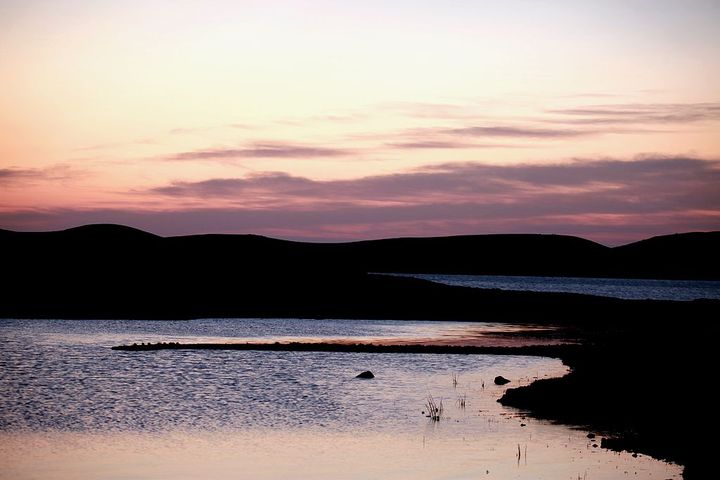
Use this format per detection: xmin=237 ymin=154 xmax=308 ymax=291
xmin=443 ymin=126 xmax=587 ymax=138
xmin=169 ymin=142 xmax=353 ymax=161
xmin=0 ymin=168 xmax=40 ymax=180
xmin=546 ymin=102 xmax=720 ymax=126
xmin=0 ymin=165 xmax=85 ymax=185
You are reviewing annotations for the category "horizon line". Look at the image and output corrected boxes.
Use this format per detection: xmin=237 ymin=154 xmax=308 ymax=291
xmin=3 ymin=222 xmax=718 ymax=249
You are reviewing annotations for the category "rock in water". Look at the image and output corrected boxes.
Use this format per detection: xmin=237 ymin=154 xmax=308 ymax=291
xmin=356 ymin=371 xmax=375 ymax=379
xmin=494 ymin=375 xmax=510 ymax=385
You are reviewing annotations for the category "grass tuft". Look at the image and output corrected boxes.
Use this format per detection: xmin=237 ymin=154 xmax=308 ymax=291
xmin=425 ymin=394 xmax=444 ymax=421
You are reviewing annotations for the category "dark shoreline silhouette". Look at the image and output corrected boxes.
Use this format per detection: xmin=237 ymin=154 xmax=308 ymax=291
xmin=497 ymin=319 xmax=717 ymax=480
xmin=2 ymin=224 xmax=719 ymax=320
xmin=2 ymin=223 xmax=719 ymax=281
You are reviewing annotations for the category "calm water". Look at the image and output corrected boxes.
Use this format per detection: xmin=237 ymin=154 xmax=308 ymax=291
xmin=399 ymin=273 xmax=720 ymax=301
xmin=0 ymin=318 xmax=682 ymax=479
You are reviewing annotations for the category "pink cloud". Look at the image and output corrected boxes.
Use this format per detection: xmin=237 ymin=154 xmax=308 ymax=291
xmin=2 ymin=156 xmax=719 ymax=245
xmin=168 ymin=142 xmax=353 ymax=161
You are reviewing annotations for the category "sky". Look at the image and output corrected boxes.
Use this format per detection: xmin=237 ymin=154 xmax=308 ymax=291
xmin=1 ymin=0 xmax=719 ymax=245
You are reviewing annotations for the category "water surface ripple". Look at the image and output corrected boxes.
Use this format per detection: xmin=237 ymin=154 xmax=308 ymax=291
xmin=0 ymin=318 xmax=682 ymax=479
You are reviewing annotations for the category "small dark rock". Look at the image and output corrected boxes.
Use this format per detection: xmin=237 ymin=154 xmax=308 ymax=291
xmin=520 ymin=423 xmax=527 ymax=427
xmin=632 ymin=453 xmax=638 ymax=458
xmin=593 ymin=444 xmax=598 ymax=448
xmin=587 ymin=433 xmax=596 ymax=439
xmin=356 ymin=370 xmax=375 ymax=379
xmin=494 ymin=375 xmax=511 ymax=385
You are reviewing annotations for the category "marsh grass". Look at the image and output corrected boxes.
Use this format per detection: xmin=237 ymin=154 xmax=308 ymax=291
xmin=425 ymin=395 xmax=444 ymax=421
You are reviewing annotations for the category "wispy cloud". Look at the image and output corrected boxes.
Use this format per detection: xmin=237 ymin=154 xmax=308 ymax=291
xmin=0 ymin=168 xmax=41 ymax=180
xmin=160 ymin=101 xmax=720 ymax=159
xmin=169 ymin=142 xmax=353 ymax=161
xmin=385 ymin=141 xmax=513 ymax=150
xmin=374 ymin=101 xmax=720 ymax=151
xmin=442 ymin=126 xmax=587 ymax=138
xmin=374 ymin=124 xmax=590 ymax=152
xmin=546 ymin=102 xmax=720 ymax=125
xmin=152 ymin=173 xmax=315 ymax=198
xmin=0 ymin=165 xmax=86 ymax=186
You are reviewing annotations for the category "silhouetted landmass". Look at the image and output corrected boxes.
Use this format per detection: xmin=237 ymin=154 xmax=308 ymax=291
xmin=3 ymin=225 xmax=720 ymax=281
xmin=611 ymin=232 xmax=720 ymax=280
xmin=338 ymin=233 xmax=613 ymax=277
xmin=346 ymin=230 xmax=720 ymax=278
xmin=498 ymin=318 xmax=718 ymax=480
xmin=1 ymin=224 xmax=718 ymax=319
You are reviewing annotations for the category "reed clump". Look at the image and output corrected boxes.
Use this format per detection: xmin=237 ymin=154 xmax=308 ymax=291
xmin=425 ymin=395 xmax=444 ymax=421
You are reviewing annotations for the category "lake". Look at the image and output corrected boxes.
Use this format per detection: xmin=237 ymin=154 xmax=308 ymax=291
xmin=0 ymin=318 xmax=682 ymax=479
xmin=394 ymin=273 xmax=720 ymax=301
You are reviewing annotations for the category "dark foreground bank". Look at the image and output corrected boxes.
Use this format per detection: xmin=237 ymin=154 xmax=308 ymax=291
xmin=498 ymin=319 xmax=718 ymax=479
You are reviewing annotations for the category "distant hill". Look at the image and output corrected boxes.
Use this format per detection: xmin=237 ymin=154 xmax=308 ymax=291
xmin=335 ymin=231 xmax=720 ymax=279
xmin=2 ymin=224 xmax=718 ymax=279
xmin=335 ymin=234 xmax=612 ymax=277
xmin=611 ymin=232 xmax=720 ymax=279
xmin=2 ymin=224 xmax=717 ymax=320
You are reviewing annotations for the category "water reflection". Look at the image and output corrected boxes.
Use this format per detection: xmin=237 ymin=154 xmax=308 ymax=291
xmin=401 ymin=273 xmax=720 ymax=301
xmin=0 ymin=428 xmax=681 ymax=480
xmin=0 ymin=318 xmax=681 ymax=479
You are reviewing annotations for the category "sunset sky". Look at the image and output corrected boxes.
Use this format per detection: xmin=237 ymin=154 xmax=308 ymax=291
xmin=1 ymin=0 xmax=719 ymax=244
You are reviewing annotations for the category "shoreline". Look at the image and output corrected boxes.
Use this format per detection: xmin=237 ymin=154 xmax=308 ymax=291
xmin=110 ymin=321 xmax=717 ymax=480
xmin=111 ymin=340 xmax=576 ymax=356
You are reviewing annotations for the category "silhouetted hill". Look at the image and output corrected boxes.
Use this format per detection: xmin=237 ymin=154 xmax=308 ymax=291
xmin=335 ymin=234 xmax=611 ymax=276
xmin=612 ymin=231 xmax=720 ymax=279
xmin=2 ymin=224 xmax=718 ymax=320
xmin=329 ymin=231 xmax=720 ymax=278
xmin=5 ymin=225 xmax=719 ymax=280
xmin=2 ymin=226 xmax=719 ymax=281
xmin=1 ymin=223 xmax=159 ymax=241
